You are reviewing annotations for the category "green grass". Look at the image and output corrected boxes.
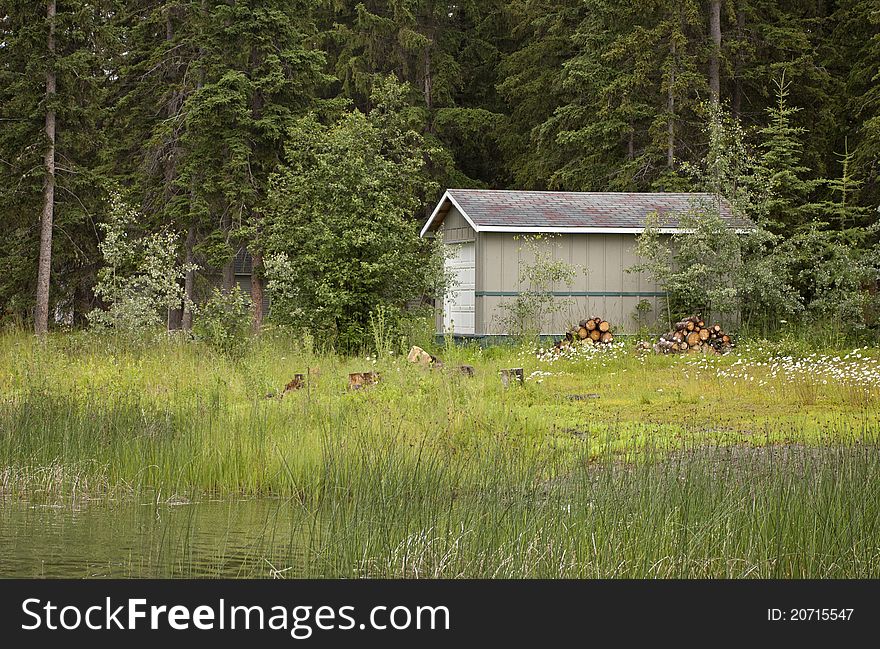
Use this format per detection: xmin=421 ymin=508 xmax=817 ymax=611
xmin=0 ymin=330 xmax=878 ymax=577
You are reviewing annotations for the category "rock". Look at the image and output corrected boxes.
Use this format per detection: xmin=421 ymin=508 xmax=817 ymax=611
xmin=407 ymin=345 xmax=440 ymax=367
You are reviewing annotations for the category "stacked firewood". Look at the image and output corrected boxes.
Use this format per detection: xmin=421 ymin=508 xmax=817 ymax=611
xmin=556 ymin=317 xmax=614 ymax=348
xmin=655 ymin=316 xmax=732 ymax=354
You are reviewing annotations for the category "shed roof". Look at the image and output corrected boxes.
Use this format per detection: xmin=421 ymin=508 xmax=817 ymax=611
xmin=420 ymin=189 xmax=751 ymax=236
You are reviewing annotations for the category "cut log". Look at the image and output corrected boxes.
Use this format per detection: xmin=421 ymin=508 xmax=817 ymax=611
xmin=500 ymin=368 xmax=524 ymax=388
xmin=699 ymin=328 xmax=710 ymax=341
xmin=585 ymin=319 xmax=597 ymax=331
xmin=598 ymin=320 xmax=610 ymax=332
xmin=600 ymin=332 xmax=613 ymax=344
xmin=589 ymin=329 xmax=601 ymax=342
xmin=686 ymin=331 xmax=701 ymax=346
xmin=577 ymin=327 xmax=589 ymax=340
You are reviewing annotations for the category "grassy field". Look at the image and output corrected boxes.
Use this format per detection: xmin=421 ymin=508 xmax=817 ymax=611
xmin=1 ymin=330 xmax=878 ymax=577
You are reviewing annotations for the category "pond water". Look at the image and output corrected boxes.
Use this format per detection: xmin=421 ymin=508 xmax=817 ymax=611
xmin=0 ymin=498 xmax=309 ymax=578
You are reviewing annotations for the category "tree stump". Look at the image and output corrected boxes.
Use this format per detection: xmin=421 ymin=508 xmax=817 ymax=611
xmin=457 ymin=364 xmax=476 ymax=377
xmin=282 ymin=374 xmax=305 ymax=396
xmin=500 ymin=368 xmax=524 ymax=388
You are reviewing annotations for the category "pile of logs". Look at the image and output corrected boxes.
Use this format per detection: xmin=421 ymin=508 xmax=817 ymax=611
xmin=655 ymin=316 xmax=732 ymax=354
xmin=556 ymin=317 xmax=614 ymax=349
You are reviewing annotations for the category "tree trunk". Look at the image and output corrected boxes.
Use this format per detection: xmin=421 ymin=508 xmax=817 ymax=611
xmin=164 ymin=6 xmax=181 ymax=330
xmin=732 ymin=4 xmax=745 ymax=117
xmin=181 ymin=224 xmax=196 ymax=330
xmin=34 ymin=0 xmax=56 ymax=336
xmin=248 ymin=41 xmax=265 ymax=333
xmin=708 ymin=0 xmax=722 ymax=103
xmin=667 ymin=39 xmax=676 ymax=169
xmin=423 ymin=46 xmax=433 ymax=111
xmin=221 ymin=209 xmax=235 ymax=292
xmin=251 ymin=251 xmax=264 ymax=332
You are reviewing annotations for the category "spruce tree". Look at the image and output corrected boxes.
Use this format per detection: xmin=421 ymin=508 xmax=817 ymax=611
xmin=0 ymin=1 xmax=114 ymax=329
xmin=756 ymin=73 xmax=821 ymax=233
xmin=186 ymin=1 xmax=328 ymax=330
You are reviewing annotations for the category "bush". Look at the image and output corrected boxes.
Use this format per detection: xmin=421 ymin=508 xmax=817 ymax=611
xmin=89 ymin=192 xmax=194 ymax=336
xmin=193 ymin=287 xmax=252 ymax=359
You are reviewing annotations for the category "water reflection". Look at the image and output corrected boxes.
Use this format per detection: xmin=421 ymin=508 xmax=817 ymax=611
xmin=0 ymin=498 xmax=309 ymax=578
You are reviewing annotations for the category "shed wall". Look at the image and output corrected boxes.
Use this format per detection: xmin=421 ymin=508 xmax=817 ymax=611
xmin=435 ymin=206 xmax=478 ymax=334
xmin=477 ymin=232 xmax=665 ymax=335
xmin=441 ymin=206 xmax=476 ymax=243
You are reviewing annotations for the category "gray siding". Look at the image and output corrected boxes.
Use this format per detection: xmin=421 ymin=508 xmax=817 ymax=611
xmin=476 ymin=233 xmax=664 ymax=335
xmin=441 ymin=206 xmax=476 ymax=243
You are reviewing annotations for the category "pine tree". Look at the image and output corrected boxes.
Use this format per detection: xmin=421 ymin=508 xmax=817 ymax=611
xmin=109 ymin=1 xmax=206 ymax=329
xmin=185 ymin=1 xmax=328 ymax=330
xmin=0 ymin=1 xmax=114 ymax=329
xmin=111 ymin=1 xmax=327 ymax=331
xmin=495 ymin=0 xmax=581 ymax=189
xmin=831 ymin=0 xmax=880 ymax=208
xmin=534 ymin=1 xmax=706 ymax=191
xmin=323 ymin=1 xmax=506 ymax=187
xmin=756 ymin=73 xmax=821 ymax=233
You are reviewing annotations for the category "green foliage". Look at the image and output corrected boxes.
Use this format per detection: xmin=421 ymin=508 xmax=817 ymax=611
xmin=633 ymin=101 xmax=802 ymax=329
xmin=88 ymin=194 xmax=194 ymax=335
xmin=756 ymin=73 xmax=822 ymax=232
xmin=777 ymin=224 xmax=880 ymax=330
xmin=264 ymin=78 xmax=446 ymax=350
xmin=193 ymin=287 xmax=253 ymax=359
xmin=1 ymin=0 xmax=879 ymax=342
xmin=0 ymin=1 xmax=113 ymax=323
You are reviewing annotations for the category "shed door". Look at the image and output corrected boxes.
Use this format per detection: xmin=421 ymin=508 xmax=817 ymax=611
xmin=443 ymin=242 xmax=475 ymax=335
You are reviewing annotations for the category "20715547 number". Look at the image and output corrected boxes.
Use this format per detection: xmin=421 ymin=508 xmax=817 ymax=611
xmin=767 ymin=608 xmax=854 ymax=621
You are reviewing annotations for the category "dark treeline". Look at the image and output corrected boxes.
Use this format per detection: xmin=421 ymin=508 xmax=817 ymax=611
xmin=1 ymin=1 xmax=878 ymax=335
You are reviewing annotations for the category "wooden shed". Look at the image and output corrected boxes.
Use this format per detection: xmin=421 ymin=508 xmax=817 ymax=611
xmin=420 ymin=189 xmax=745 ymax=336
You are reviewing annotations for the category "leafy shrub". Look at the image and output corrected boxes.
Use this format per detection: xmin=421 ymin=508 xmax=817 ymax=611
xmin=89 ymin=193 xmax=194 ymax=336
xmin=496 ymin=235 xmax=580 ymax=342
xmin=193 ymin=287 xmax=252 ymax=359
xmin=263 ymin=77 xmax=446 ymax=351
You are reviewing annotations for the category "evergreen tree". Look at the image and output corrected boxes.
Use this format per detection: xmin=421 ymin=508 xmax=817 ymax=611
xmin=756 ymin=73 xmax=821 ymax=233
xmin=535 ymin=1 xmax=706 ymax=191
xmin=109 ymin=1 xmax=206 ymax=329
xmin=831 ymin=0 xmax=880 ymax=208
xmin=323 ymin=1 xmax=506 ymax=187
xmin=111 ymin=1 xmax=327 ymax=331
xmin=0 ymin=1 xmax=114 ymax=328
xmin=184 ymin=1 xmax=328 ymax=330
xmin=495 ymin=0 xmax=581 ymax=189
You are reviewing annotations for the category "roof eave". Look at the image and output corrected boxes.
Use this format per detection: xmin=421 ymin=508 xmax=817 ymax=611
xmin=420 ymin=190 xmax=482 ymax=237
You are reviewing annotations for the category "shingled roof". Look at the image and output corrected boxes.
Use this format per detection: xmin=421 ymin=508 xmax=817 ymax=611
xmin=421 ymin=189 xmax=751 ymax=236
